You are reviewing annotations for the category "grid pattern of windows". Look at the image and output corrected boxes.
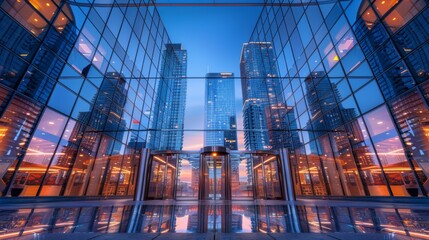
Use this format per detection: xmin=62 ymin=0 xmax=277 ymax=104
xmin=240 ymin=42 xmax=294 ymax=150
xmin=149 ymin=43 xmax=187 ymax=151
xmin=247 ymin=0 xmax=429 ymax=197
xmin=204 ymin=73 xmax=238 ymax=150
xmin=0 ymin=0 xmax=178 ymax=197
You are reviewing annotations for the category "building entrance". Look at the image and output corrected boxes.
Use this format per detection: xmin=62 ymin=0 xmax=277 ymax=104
xmin=143 ymin=146 xmax=285 ymax=201
xmin=202 ymin=153 xmax=227 ymax=200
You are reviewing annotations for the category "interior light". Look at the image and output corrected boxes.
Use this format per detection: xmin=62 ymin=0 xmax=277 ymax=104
xmin=392 ymin=17 xmax=397 ymax=21
xmin=381 ymin=0 xmax=385 ymax=4
xmin=48 ymin=121 xmax=55 ymax=125
xmin=34 ymin=18 xmax=38 ymax=22
xmin=212 ymin=153 xmax=217 ymax=157
xmin=46 ymin=3 xmax=50 ymax=6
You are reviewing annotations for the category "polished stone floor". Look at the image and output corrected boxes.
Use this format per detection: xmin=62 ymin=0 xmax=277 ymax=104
xmin=1 ymin=199 xmax=428 ymax=240
xmin=15 ymin=232 xmax=405 ymax=240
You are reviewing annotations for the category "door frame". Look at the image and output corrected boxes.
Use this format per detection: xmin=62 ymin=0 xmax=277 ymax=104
xmin=198 ymin=146 xmax=231 ymax=201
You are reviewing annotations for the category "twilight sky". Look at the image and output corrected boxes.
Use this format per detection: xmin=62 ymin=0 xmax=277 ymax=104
xmin=158 ymin=6 xmax=262 ymax=150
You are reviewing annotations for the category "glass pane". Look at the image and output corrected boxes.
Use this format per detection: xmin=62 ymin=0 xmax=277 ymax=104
xmin=147 ymin=155 xmax=166 ymax=199
xmin=13 ymin=108 xmax=67 ymax=196
xmin=203 ymin=154 xmax=226 ymax=200
xmin=176 ymin=153 xmax=199 ymax=199
xmin=264 ymin=155 xmax=282 ymax=199
xmin=349 ymin=118 xmax=390 ymax=196
xmin=364 ymin=105 xmax=418 ymax=196
xmin=330 ymin=131 xmax=365 ymax=196
xmin=63 ymin=132 xmax=99 ymax=196
xmin=231 ymin=153 xmax=253 ymax=199
xmin=253 ymin=155 xmax=264 ymax=198
xmin=85 ymin=135 xmax=114 ymax=196
xmin=1 ymin=0 xmax=48 ymax=37
xmin=164 ymin=155 xmax=177 ymax=199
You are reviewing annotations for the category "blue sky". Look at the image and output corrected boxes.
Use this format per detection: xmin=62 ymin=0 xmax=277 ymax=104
xmin=158 ymin=6 xmax=261 ymax=150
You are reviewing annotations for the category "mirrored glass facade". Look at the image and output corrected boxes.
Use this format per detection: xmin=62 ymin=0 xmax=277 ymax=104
xmin=246 ymin=0 xmax=429 ymax=197
xmin=240 ymin=42 xmax=292 ymax=150
xmin=149 ymin=43 xmax=187 ymax=151
xmin=0 ymin=0 xmax=182 ymax=197
xmin=204 ymin=72 xmax=238 ymax=150
xmin=0 ymin=0 xmax=429 ymax=202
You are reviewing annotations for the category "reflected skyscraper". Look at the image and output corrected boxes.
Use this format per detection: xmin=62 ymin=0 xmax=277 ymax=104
xmin=249 ymin=0 xmax=429 ymax=197
xmin=204 ymin=72 xmax=238 ymax=150
xmin=0 ymin=0 xmax=175 ymax=197
xmin=150 ymin=44 xmax=187 ymax=150
xmin=240 ymin=42 xmax=291 ymax=150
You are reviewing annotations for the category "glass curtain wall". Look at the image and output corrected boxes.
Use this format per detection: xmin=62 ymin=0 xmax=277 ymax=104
xmin=0 ymin=0 xmax=178 ymax=197
xmin=247 ymin=0 xmax=429 ymax=197
xmin=146 ymin=151 xmax=283 ymax=200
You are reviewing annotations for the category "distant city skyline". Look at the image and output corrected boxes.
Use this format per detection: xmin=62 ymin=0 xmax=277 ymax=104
xmin=158 ymin=6 xmax=261 ymax=150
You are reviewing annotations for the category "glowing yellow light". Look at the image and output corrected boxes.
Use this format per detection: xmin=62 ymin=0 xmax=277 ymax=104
xmin=34 ymin=18 xmax=38 ymax=22
xmin=333 ymin=55 xmax=339 ymax=61
xmin=212 ymin=153 xmax=217 ymax=157
xmin=381 ymin=0 xmax=385 ymax=4
xmin=392 ymin=17 xmax=397 ymax=21
xmin=46 ymin=2 xmax=50 ymax=6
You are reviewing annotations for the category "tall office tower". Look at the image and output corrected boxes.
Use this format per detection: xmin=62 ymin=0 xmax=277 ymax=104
xmin=204 ymin=72 xmax=238 ymax=150
xmin=150 ymin=44 xmax=187 ymax=150
xmin=0 ymin=0 xmax=174 ymax=197
xmin=240 ymin=42 xmax=290 ymax=150
xmin=250 ymin=0 xmax=429 ymax=197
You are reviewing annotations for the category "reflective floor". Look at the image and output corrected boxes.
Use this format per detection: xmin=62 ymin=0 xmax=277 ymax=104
xmin=1 ymin=200 xmax=429 ymax=239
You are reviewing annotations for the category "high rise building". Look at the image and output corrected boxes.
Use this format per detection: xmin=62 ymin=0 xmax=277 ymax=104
xmin=204 ymin=72 xmax=238 ymax=150
xmin=150 ymin=43 xmax=187 ymax=150
xmin=240 ymin=42 xmax=291 ymax=150
xmin=249 ymin=0 xmax=429 ymax=197
xmin=0 ymin=0 xmax=175 ymax=197
xmin=2 ymin=1 xmax=429 ymax=238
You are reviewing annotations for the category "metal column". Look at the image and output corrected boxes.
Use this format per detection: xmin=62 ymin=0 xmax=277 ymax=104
xmin=279 ymin=148 xmax=300 ymax=233
xmin=134 ymin=148 xmax=151 ymax=201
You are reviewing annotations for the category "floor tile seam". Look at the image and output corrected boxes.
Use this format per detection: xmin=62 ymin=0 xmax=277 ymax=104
xmin=84 ymin=233 xmax=105 ymax=240
xmin=151 ymin=233 xmax=161 ymax=240
xmin=325 ymin=234 xmax=344 ymax=240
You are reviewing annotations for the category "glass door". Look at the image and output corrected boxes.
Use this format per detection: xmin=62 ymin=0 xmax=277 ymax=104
xmin=200 ymin=152 xmax=230 ymax=233
xmin=252 ymin=154 xmax=283 ymax=199
xmin=146 ymin=154 xmax=177 ymax=199
xmin=202 ymin=154 xmax=227 ymax=200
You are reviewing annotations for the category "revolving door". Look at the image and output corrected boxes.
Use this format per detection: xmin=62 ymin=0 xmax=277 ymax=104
xmin=144 ymin=147 xmax=285 ymax=201
xmin=199 ymin=147 xmax=231 ymax=200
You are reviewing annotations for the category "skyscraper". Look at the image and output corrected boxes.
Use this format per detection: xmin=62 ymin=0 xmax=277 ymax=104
xmin=0 ymin=0 xmax=175 ymax=197
xmin=240 ymin=42 xmax=291 ymax=150
xmin=248 ymin=0 xmax=429 ymax=197
xmin=150 ymin=44 xmax=187 ymax=151
xmin=204 ymin=72 xmax=238 ymax=150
